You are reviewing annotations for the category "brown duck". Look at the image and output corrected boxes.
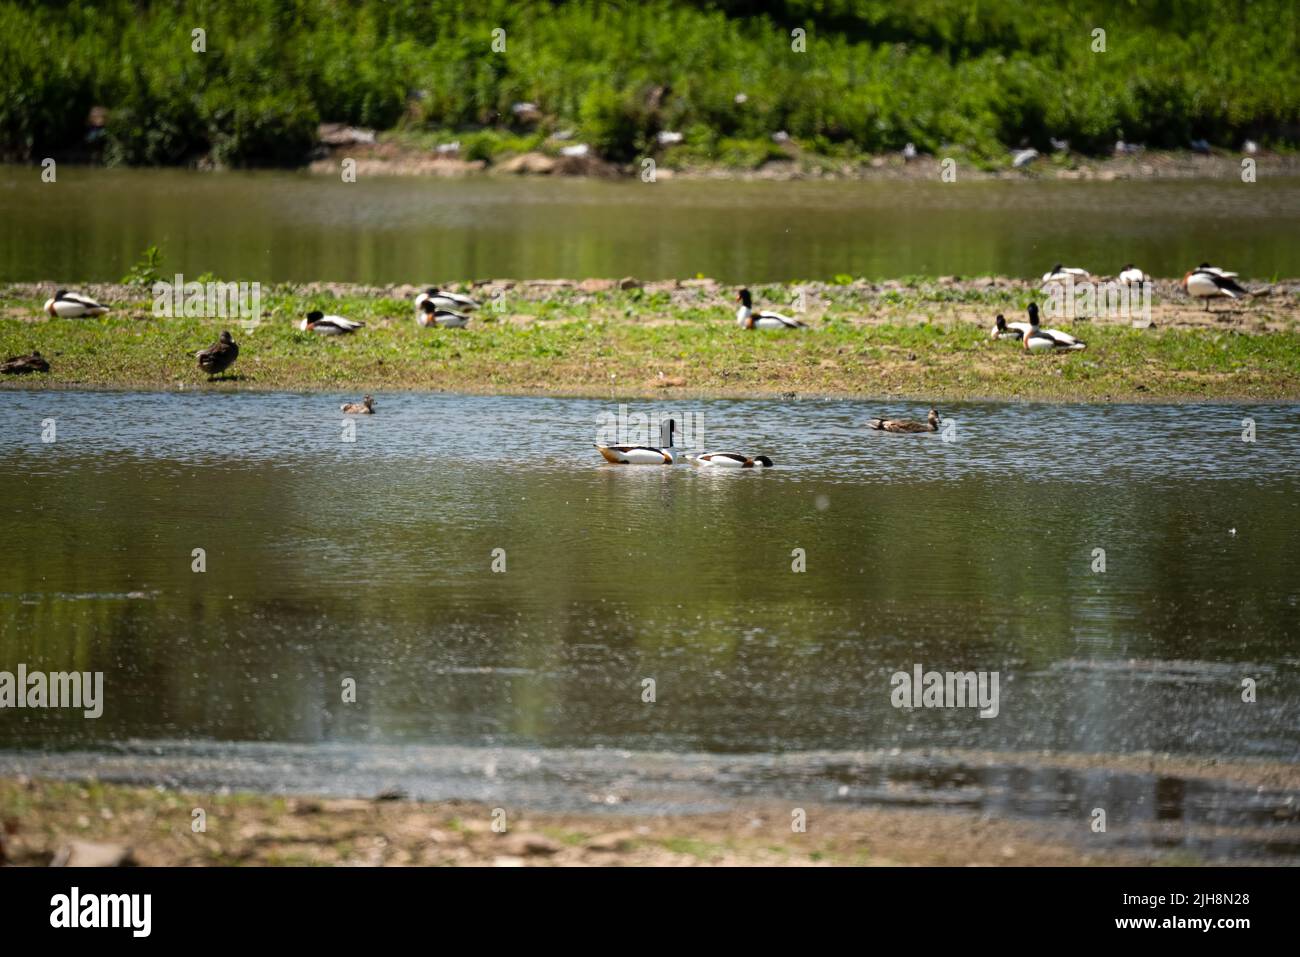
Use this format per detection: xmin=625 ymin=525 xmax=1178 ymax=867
xmin=868 ymin=408 xmax=940 ymax=433
xmin=196 ymin=331 xmax=238 ymax=377
xmin=341 ymin=395 xmax=375 ymax=414
xmin=0 ymin=351 xmax=50 ymax=374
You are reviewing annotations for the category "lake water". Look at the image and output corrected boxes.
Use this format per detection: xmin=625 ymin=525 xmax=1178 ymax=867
xmin=1 ymin=391 xmax=1298 ymax=858
xmin=1 ymin=167 xmax=1297 ymax=283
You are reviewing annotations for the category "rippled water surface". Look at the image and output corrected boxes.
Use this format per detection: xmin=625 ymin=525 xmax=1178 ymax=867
xmin=1 ymin=391 xmax=1297 ymax=856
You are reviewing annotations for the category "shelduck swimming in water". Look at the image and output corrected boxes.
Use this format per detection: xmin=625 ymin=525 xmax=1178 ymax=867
xmin=735 ymin=289 xmax=805 ymax=330
xmin=300 ymin=310 xmax=365 ymax=334
xmin=341 ymin=395 xmax=375 ymax=414
xmin=595 ymin=418 xmax=679 ymax=464
xmin=415 ymin=287 xmax=479 ymax=313
xmin=44 ymin=290 xmax=109 ymax=318
xmin=196 ymin=330 xmax=239 ymax=376
xmin=1180 ymin=266 xmax=1247 ymax=310
xmin=689 ymin=451 xmax=774 ymax=468
xmin=417 ymin=298 xmax=470 ymax=328
xmin=869 ymin=408 xmax=940 ymax=433
xmin=1022 ymin=303 xmax=1086 ymax=351
xmin=0 ymin=351 xmax=50 ymax=374
xmin=991 ymin=313 xmax=1032 ymax=340
xmin=1041 ymin=264 xmax=1090 ymax=284
xmin=1117 ymin=264 xmax=1150 ymax=284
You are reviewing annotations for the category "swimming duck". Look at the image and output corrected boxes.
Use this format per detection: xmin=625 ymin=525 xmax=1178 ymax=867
xmin=415 ymin=287 xmax=479 ymax=313
xmin=1117 ymin=264 xmax=1150 ymax=284
xmin=1041 ymin=264 xmax=1090 ymax=283
xmin=43 ymin=290 xmax=108 ymax=318
xmin=301 ymin=310 xmax=364 ymax=334
xmin=595 ymin=418 xmax=679 ymax=464
xmin=196 ymin=330 xmax=239 ymax=376
xmin=417 ymin=299 xmax=470 ymax=328
xmin=0 ymin=351 xmax=50 ymax=374
xmin=1023 ymin=303 xmax=1086 ymax=351
xmin=735 ymin=289 xmax=805 ymax=330
xmin=1180 ymin=267 xmax=1247 ymax=310
xmin=868 ymin=408 xmax=940 ymax=433
xmin=341 ymin=395 xmax=375 ymax=414
xmin=990 ymin=313 xmax=1032 ymax=340
xmin=689 ymin=451 xmax=774 ymax=468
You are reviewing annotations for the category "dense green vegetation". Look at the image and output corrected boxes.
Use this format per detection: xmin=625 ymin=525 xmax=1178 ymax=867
xmin=1 ymin=0 xmax=1297 ymax=167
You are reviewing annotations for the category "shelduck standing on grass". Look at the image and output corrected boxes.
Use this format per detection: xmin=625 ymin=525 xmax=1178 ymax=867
xmin=1041 ymin=264 xmax=1090 ymax=284
xmin=1180 ymin=266 xmax=1248 ymax=310
xmin=1117 ymin=264 xmax=1150 ymax=284
xmin=415 ymin=287 xmax=479 ymax=314
xmin=689 ymin=451 xmax=774 ymax=468
xmin=869 ymin=408 xmax=940 ymax=433
xmin=595 ymin=418 xmax=679 ymax=464
xmin=418 ymin=299 xmax=470 ymax=328
xmin=991 ymin=313 xmax=1032 ymax=340
xmin=300 ymin=310 xmax=365 ymax=334
xmin=1023 ymin=303 xmax=1086 ymax=351
xmin=44 ymin=290 xmax=109 ymax=318
xmin=735 ymin=288 xmax=805 ymax=330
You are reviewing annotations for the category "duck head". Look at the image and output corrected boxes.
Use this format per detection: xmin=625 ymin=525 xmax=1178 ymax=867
xmin=219 ymin=330 xmax=234 ymax=344
xmin=927 ymin=408 xmax=940 ymax=427
xmin=363 ymin=395 xmax=375 ymax=410
xmin=659 ymin=417 xmax=677 ymax=447
xmin=992 ymin=314 xmax=1007 ymax=338
xmin=304 ymin=309 xmax=324 ymax=328
xmin=1048 ymin=263 xmax=1063 ymax=275
xmin=736 ymin=288 xmax=753 ymax=308
xmin=1027 ymin=303 xmax=1040 ymax=327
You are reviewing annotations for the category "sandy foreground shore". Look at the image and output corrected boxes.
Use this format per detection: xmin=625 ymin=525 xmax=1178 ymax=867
xmin=4 ymin=751 xmax=1297 ymax=867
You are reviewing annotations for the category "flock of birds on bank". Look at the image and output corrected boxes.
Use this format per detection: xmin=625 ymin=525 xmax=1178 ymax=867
xmin=2 ymin=262 xmax=1258 ymax=460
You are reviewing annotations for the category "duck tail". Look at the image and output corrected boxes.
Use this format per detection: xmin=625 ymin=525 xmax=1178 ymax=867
xmin=1070 ymin=341 xmax=1087 ymax=351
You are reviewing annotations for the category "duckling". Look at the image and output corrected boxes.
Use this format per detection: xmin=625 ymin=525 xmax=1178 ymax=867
xmin=196 ymin=331 xmax=238 ymax=377
xmin=301 ymin=310 xmax=365 ymax=334
xmin=43 ymin=290 xmax=108 ymax=318
xmin=0 ymin=351 xmax=50 ymax=374
xmin=341 ymin=395 xmax=375 ymax=414
xmin=869 ymin=408 xmax=940 ymax=433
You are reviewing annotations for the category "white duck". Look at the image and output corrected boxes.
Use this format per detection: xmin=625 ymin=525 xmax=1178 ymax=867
xmin=690 ymin=451 xmax=774 ymax=468
xmin=1041 ymin=263 xmax=1090 ymax=283
xmin=415 ymin=287 xmax=479 ymax=313
xmin=990 ymin=313 xmax=1032 ymax=340
xmin=1117 ymin=264 xmax=1150 ymax=284
xmin=417 ymin=299 xmax=470 ymax=328
xmin=44 ymin=290 xmax=109 ymax=318
xmin=1022 ymin=303 xmax=1086 ymax=351
xmin=1180 ymin=266 xmax=1247 ymax=310
xmin=300 ymin=310 xmax=365 ymax=334
xmin=735 ymin=288 xmax=805 ymax=330
xmin=595 ymin=418 xmax=679 ymax=465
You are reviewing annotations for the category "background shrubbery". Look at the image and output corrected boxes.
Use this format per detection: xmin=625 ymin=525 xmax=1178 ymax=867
xmin=0 ymin=0 xmax=1295 ymax=167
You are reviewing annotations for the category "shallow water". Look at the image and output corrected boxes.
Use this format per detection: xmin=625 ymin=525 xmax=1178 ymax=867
xmin=1 ymin=168 xmax=1297 ymax=282
xmin=1 ymin=391 xmax=1298 ymax=858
